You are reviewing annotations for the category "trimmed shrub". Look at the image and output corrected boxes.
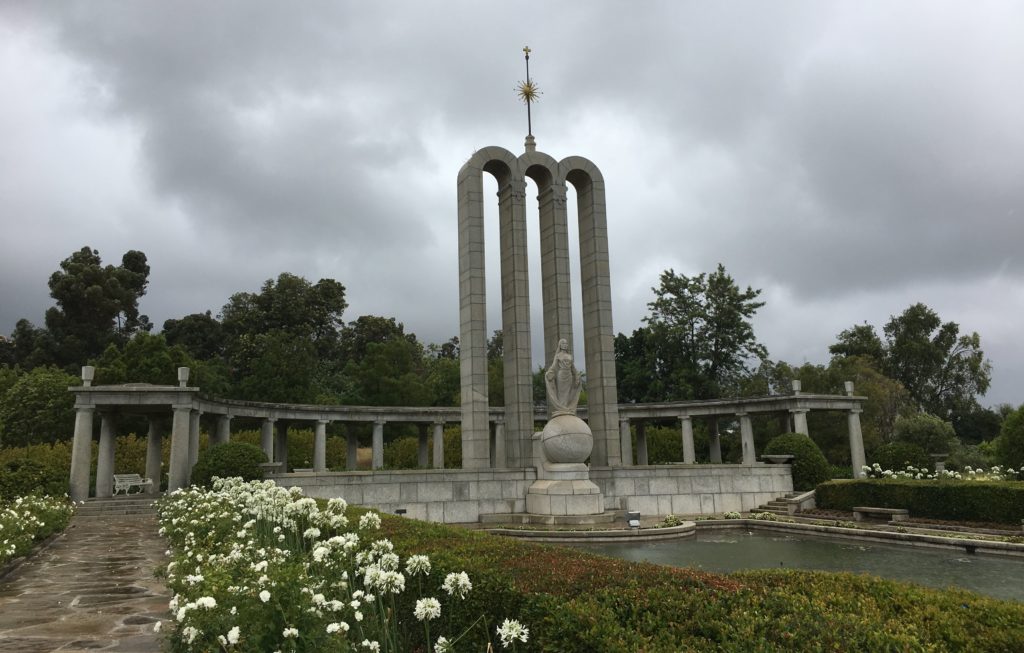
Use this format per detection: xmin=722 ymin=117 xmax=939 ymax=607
xmin=190 ymin=442 xmax=267 ymax=487
xmin=893 ymin=413 xmax=956 ymax=454
xmin=376 ymin=505 xmax=1024 ymax=651
xmin=764 ymin=433 xmax=830 ymax=491
xmin=0 ymin=458 xmax=67 ymax=500
xmin=872 ymin=441 xmax=930 ymax=471
xmin=816 ymin=479 xmax=1024 ymax=524
xmin=995 ymin=404 xmax=1024 ymax=468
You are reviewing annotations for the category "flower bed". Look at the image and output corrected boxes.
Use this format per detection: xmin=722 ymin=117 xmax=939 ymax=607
xmin=158 ymin=479 xmax=1024 ymax=651
xmin=157 ymin=478 xmax=528 ymax=652
xmin=0 ymin=495 xmax=74 ymax=566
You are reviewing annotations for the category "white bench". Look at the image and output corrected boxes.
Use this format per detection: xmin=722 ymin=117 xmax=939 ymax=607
xmin=113 ymin=474 xmax=153 ymax=495
xmin=852 ymin=506 xmax=909 ymax=522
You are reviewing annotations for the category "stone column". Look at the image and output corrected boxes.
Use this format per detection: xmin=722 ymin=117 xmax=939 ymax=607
xmin=432 ymin=420 xmax=445 ymax=469
xmin=314 ymin=420 xmax=328 ymax=472
xmin=69 ymin=406 xmax=95 ymax=502
xmin=567 ymin=161 xmax=621 ymax=466
xmin=635 ymin=422 xmax=649 ymax=466
xmin=168 ymin=406 xmax=193 ymax=492
xmin=738 ymin=412 xmax=756 ymax=465
xmin=538 ymin=183 xmax=573 ymax=368
xmin=847 ymin=408 xmax=866 ymax=478
xmin=145 ymin=419 xmax=162 ymax=494
xmin=346 ymin=428 xmax=359 ymax=471
xmin=680 ymin=415 xmax=695 ymax=464
xmin=791 ymin=409 xmax=809 ymax=436
xmin=213 ymin=414 xmax=232 ymax=446
xmin=94 ymin=413 xmax=117 ymax=498
xmin=498 ymin=178 xmax=534 ymax=469
xmin=371 ymin=419 xmax=384 ymax=470
xmin=708 ymin=418 xmax=722 ymax=464
xmin=187 ymin=410 xmax=201 ymax=478
xmin=457 ymin=154 xmax=494 ymax=470
xmin=275 ymin=420 xmax=289 ymax=472
xmin=417 ymin=424 xmax=429 ymax=468
xmin=619 ymin=417 xmax=633 ymax=466
xmin=260 ymin=418 xmax=276 ymax=463
xmin=493 ymin=417 xmax=506 ymax=468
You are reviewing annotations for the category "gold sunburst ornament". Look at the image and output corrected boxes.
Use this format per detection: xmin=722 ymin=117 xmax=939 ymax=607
xmin=517 ymin=46 xmax=541 ymax=137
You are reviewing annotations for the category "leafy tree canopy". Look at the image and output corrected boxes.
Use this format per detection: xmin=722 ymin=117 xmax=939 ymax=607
xmin=830 ymin=303 xmax=991 ymax=422
xmin=0 ymin=366 xmax=78 ymax=447
xmin=616 ymin=264 xmax=767 ymax=401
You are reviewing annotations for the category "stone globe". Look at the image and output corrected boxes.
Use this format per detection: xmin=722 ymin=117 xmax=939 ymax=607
xmin=540 ymin=414 xmax=593 ymax=464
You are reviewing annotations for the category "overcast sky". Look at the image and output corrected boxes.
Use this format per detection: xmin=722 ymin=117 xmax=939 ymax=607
xmin=1 ymin=2 xmax=1021 ymax=407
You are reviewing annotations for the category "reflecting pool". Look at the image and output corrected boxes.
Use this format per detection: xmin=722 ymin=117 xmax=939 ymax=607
xmin=574 ymin=530 xmax=1024 ymax=602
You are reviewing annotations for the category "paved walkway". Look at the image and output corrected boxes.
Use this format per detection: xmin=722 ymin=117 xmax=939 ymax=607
xmin=0 ymin=514 xmax=169 ymax=652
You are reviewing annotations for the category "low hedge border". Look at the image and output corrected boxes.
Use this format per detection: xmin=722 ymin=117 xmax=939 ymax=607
xmin=816 ymin=479 xmax=1024 ymax=524
xmin=375 ymin=509 xmax=1024 ymax=651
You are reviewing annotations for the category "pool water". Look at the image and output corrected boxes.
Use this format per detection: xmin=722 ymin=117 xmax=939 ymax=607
xmin=574 ymin=530 xmax=1024 ymax=602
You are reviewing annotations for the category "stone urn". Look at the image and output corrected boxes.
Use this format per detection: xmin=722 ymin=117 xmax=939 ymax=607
xmin=540 ymin=414 xmax=593 ymax=464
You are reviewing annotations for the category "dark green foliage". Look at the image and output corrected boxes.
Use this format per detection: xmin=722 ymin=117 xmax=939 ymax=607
xmin=954 ymin=405 xmax=1004 ymax=444
xmin=39 ymin=247 xmax=152 ymax=367
xmin=162 ymin=311 xmax=225 ymax=360
xmin=816 ymin=479 xmax=1024 ymax=524
xmin=190 ymin=442 xmax=267 ymax=487
xmin=377 ymin=508 xmax=1024 ymax=651
xmin=0 ymin=458 xmax=68 ymax=500
xmin=644 ymin=425 xmax=682 ymax=464
xmin=871 ymin=441 xmax=930 ymax=471
xmin=893 ymin=413 xmax=956 ymax=454
xmin=764 ymin=433 xmax=831 ymax=491
xmin=0 ymin=366 xmax=77 ymax=447
xmin=616 ymin=264 xmax=767 ymax=402
xmin=994 ymin=404 xmax=1024 ymax=468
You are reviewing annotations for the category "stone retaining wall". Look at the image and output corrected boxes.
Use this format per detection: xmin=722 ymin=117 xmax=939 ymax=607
xmin=275 ymin=464 xmax=793 ymax=524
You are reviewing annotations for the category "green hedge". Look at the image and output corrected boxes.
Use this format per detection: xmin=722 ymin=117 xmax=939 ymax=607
xmin=816 ymin=479 xmax=1024 ymax=524
xmin=375 ymin=511 xmax=1024 ymax=651
xmin=764 ymin=433 xmax=831 ymax=491
xmin=190 ymin=442 xmax=267 ymax=487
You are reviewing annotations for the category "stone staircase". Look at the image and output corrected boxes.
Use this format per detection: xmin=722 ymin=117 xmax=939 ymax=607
xmin=755 ymin=492 xmax=801 ymax=516
xmin=75 ymin=495 xmax=159 ymax=519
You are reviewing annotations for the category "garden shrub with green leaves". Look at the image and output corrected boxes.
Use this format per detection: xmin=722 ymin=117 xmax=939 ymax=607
xmin=190 ymin=442 xmax=267 ymax=487
xmin=763 ymin=433 xmax=830 ymax=490
xmin=0 ymin=495 xmax=73 ymax=565
xmin=0 ymin=458 xmax=68 ymax=500
xmin=871 ymin=441 xmax=930 ymax=472
xmin=816 ymin=478 xmax=1024 ymax=524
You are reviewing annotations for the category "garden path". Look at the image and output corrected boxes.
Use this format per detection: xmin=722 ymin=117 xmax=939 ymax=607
xmin=0 ymin=511 xmax=169 ymax=652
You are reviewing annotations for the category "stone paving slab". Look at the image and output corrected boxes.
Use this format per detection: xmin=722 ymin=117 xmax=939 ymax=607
xmin=0 ymin=515 xmax=169 ymax=652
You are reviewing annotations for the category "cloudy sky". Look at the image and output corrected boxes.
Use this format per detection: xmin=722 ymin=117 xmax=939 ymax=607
xmin=1 ymin=2 xmax=1021 ymax=406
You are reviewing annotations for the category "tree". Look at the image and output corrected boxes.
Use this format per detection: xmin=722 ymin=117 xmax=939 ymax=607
xmin=994 ymin=404 xmax=1024 ymax=468
xmin=617 ymin=264 xmax=767 ymax=401
xmin=41 ymin=247 xmax=152 ymax=367
xmin=162 ymin=311 xmax=225 ymax=360
xmin=892 ymin=413 xmax=957 ymax=455
xmin=0 ymin=366 xmax=78 ymax=447
xmin=343 ymin=337 xmax=431 ymax=407
xmin=831 ymin=303 xmax=991 ymax=422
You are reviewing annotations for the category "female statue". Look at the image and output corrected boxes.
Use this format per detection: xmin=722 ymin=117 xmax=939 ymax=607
xmin=545 ymin=338 xmax=582 ymax=416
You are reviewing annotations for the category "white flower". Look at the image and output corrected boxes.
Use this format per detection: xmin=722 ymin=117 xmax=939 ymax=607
xmin=362 ymin=640 xmax=381 ymax=652
xmin=442 ymin=571 xmax=472 ymax=599
xmin=196 ymin=596 xmax=217 ymax=609
xmin=153 ymin=621 xmax=162 ymax=633
xmin=497 ymin=618 xmax=530 ymax=648
xmin=414 ymin=597 xmax=442 ymax=621
xmin=183 ymin=626 xmax=199 ymax=644
xmin=227 ymin=626 xmax=240 ymax=644
xmin=283 ymin=627 xmax=298 ymax=638
xmin=359 ymin=512 xmax=381 ymax=530
xmin=406 ymin=554 xmax=431 ymax=576
xmin=434 ymin=636 xmax=452 ymax=653
xmin=326 ymin=621 xmax=350 ymax=634
xmin=259 ymin=590 xmax=271 ymax=603
xmin=303 ymin=527 xmax=321 ymax=539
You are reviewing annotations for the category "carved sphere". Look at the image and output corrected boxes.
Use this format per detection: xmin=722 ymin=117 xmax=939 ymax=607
xmin=540 ymin=414 xmax=593 ymax=464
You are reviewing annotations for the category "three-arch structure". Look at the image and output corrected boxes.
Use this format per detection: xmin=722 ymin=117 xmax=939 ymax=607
xmin=457 ymin=146 xmax=621 ymax=469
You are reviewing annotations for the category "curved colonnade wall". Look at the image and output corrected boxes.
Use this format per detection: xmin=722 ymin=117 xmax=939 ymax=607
xmin=68 ymin=369 xmax=867 ymax=519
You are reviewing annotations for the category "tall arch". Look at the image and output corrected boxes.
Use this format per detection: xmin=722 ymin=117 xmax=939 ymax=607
xmin=457 ymin=147 xmax=533 ymax=468
xmin=562 ymin=156 xmax=622 ymax=466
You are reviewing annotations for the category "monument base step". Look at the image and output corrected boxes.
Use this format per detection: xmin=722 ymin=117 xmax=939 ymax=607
xmin=479 ymin=510 xmax=621 ymax=526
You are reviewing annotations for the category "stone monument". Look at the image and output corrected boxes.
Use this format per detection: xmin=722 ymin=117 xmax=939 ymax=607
xmin=525 ymin=339 xmax=604 ymax=516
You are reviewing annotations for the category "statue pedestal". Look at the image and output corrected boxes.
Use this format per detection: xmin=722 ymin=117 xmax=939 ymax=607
xmin=526 ymin=415 xmax=604 ymax=516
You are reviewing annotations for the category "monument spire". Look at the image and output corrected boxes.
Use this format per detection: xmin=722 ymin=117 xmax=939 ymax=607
xmin=517 ymin=45 xmax=541 ymax=152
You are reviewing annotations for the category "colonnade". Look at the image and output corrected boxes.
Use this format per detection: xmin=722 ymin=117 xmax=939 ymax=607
xmin=68 ymin=367 xmax=868 ymax=501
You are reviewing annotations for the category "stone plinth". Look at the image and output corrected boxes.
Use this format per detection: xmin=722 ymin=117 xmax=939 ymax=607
xmin=526 ymin=477 xmax=603 ymax=516
xmin=527 ymin=415 xmax=604 ymax=516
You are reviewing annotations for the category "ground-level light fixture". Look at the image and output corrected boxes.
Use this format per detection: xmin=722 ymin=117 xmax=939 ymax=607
xmin=626 ymin=510 xmax=640 ymax=529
